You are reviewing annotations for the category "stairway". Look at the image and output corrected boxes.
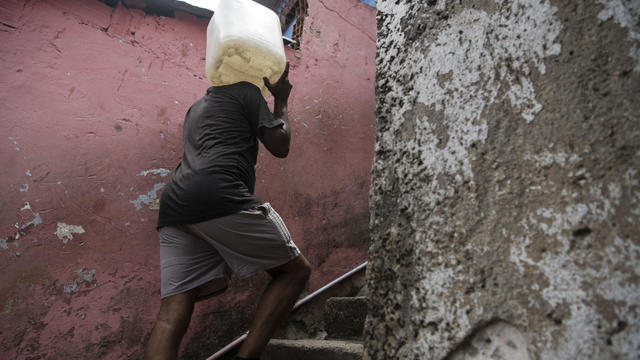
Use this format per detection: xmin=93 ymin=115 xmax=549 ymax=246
xmin=261 ymin=276 xmax=367 ymax=360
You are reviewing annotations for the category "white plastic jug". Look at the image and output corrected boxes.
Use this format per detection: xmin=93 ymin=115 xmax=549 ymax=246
xmin=205 ymin=0 xmax=286 ymax=97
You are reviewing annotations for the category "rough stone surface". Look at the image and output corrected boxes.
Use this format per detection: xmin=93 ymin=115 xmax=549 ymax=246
xmin=365 ymin=0 xmax=640 ymax=359
xmin=325 ymin=296 xmax=367 ymax=340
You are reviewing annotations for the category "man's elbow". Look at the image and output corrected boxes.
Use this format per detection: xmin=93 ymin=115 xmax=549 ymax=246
xmin=262 ymin=127 xmax=290 ymax=158
xmin=269 ymin=131 xmax=290 ymax=158
xmin=272 ymin=145 xmax=289 ymax=158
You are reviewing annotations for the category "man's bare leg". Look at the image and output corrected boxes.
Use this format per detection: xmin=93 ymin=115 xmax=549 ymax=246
xmin=144 ymin=290 xmax=198 ymax=360
xmin=236 ymin=255 xmax=312 ymax=359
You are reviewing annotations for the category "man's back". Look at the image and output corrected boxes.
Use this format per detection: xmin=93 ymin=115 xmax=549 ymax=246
xmin=157 ymin=82 xmax=282 ymax=228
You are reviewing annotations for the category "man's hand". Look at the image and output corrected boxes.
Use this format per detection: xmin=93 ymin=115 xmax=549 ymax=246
xmin=264 ymin=62 xmax=292 ymax=101
xmin=261 ymin=62 xmax=292 ymax=158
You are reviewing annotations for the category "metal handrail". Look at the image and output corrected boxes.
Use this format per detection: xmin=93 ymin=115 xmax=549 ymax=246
xmin=205 ymin=261 xmax=368 ymax=360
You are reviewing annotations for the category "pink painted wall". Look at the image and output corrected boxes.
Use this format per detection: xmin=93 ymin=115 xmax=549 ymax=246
xmin=0 ymin=0 xmax=375 ymax=358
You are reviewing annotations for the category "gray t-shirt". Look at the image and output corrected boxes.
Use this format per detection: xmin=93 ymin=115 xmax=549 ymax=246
xmin=158 ymin=82 xmax=283 ymax=228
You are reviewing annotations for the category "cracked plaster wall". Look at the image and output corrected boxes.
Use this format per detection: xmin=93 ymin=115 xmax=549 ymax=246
xmin=366 ymin=0 xmax=640 ymax=359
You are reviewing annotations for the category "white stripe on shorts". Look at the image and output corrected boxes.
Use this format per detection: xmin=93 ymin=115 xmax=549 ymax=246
xmin=263 ymin=203 xmax=296 ymax=257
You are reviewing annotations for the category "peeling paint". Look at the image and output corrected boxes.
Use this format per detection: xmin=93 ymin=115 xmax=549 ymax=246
xmin=2 ymin=206 xmax=42 ymax=251
xmin=19 ymin=184 xmax=29 ymax=192
xmin=137 ymin=168 xmax=171 ymax=177
xmin=22 ymin=212 xmax=42 ymax=229
xmin=9 ymin=136 xmax=20 ymax=151
xmin=130 ymin=183 xmax=165 ymax=210
xmin=63 ymin=268 xmax=96 ymax=295
xmin=55 ymin=223 xmax=86 ymax=244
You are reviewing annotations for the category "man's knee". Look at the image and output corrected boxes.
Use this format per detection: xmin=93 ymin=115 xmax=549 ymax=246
xmin=268 ymin=255 xmax=312 ymax=284
xmin=300 ymin=256 xmax=312 ymax=277
xmin=291 ymin=255 xmax=312 ymax=284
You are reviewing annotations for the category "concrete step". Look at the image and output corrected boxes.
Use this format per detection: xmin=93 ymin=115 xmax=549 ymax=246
xmin=324 ymin=296 xmax=367 ymax=340
xmin=279 ymin=271 xmax=367 ymax=340
xmin=262 ymin=339 xmax=363 ymax=360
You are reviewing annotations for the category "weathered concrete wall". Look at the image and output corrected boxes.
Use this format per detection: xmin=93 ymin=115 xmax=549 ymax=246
xmin=0 ymin=0 xmax=375 ymax=358
xmin=366 ymin=0 xmax=639 ymax=359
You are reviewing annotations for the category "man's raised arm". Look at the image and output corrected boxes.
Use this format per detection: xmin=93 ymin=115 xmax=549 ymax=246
xmin=262 ymin=62 xmax=292 ymax=158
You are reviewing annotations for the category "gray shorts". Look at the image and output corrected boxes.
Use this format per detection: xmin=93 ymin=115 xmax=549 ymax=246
xmin=158 ymin=202 xmax=300 ymax=300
